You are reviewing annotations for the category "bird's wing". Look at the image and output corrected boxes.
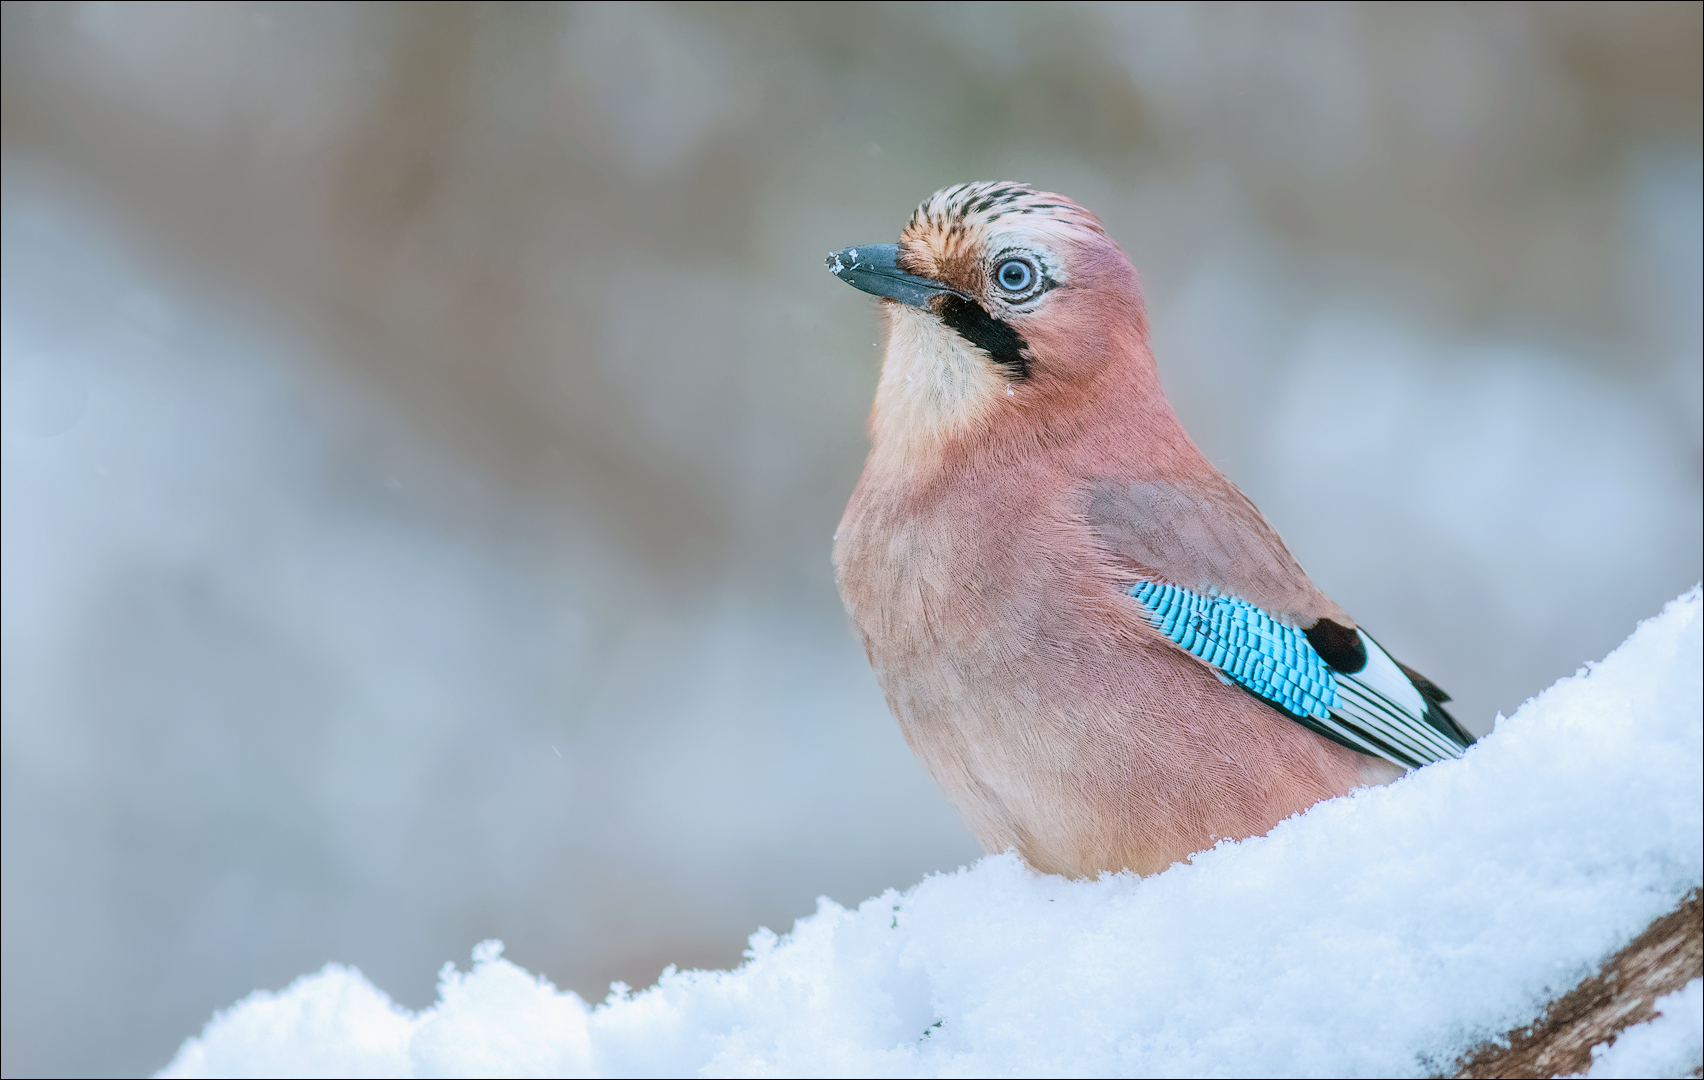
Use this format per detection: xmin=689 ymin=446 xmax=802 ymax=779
xmin=1083 ymin=478 xmax=1473 ymax=768
xmin=1082 ymin=477 xmax=1335 ymax=624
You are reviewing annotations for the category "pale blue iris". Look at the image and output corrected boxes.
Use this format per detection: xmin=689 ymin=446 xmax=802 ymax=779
xmin=997 ymin=259 xmax=1033 ymax=291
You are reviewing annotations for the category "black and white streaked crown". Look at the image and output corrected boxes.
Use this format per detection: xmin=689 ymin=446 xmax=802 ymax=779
xmin=906 ymin=182 xmax=1107 ymax=238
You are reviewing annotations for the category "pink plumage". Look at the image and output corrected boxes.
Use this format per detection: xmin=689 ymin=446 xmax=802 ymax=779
xmin=826 ymin=182 xmax=1469 ymax=877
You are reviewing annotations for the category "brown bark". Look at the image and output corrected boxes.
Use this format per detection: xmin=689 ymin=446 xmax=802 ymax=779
xmin=1449 ymin=889 xmax=1702 ymax=1079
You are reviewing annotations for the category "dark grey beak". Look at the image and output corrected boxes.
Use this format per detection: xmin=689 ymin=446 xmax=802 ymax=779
xmin=825 ymin=244 xmax=964 ymax=309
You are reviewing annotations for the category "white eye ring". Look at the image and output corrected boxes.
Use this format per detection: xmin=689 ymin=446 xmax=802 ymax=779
xmin=995 ymin=258 xmax=1035 ymax=293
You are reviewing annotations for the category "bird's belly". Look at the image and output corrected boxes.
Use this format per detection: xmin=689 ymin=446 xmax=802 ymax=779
xmin=877 ymin=652 xmax=1369 ymax=875
xmin=834 ymin=496 xmax=1369 ymax=877
xmin=866 ymin=640 xmax=1173 ymax=876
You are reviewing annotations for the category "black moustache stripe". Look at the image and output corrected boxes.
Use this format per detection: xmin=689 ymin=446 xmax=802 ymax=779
xmin=935 ymin=295 xmax=1030 ymax=379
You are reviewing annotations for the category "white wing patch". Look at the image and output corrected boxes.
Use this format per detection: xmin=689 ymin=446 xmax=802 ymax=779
xmin=1332 ymin=635 xmax=1466 ymax=766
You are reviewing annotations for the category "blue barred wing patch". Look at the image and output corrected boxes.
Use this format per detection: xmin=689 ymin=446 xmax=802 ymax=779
xmin=1130 ymin=581 xmax=1337 ymax=721
xmin=1129 ymin=580 xmax=1471 ymax=768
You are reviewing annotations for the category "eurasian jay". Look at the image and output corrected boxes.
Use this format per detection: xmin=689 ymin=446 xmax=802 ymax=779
xmin=825 ymin=182 xmax=1473 ymax=877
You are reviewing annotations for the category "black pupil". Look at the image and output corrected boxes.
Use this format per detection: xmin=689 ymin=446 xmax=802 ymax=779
xmin=999 ymin=261 xmax=1030 ymax=290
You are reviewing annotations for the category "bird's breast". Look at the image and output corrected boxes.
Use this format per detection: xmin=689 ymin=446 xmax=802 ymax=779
xmin=832 ymin=461 xmax=1125 ymax=845
xmin=831 ymin=455 xmax=1371 ymax=878
xmin=834 ymin=469 xmax=1045 ymax=683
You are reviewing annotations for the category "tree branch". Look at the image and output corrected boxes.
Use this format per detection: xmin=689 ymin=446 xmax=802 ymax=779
xmin=1448 ymin=889 xmax=1702 ymax=1079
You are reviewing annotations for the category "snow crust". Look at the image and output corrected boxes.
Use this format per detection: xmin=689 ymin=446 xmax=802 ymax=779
xmin=159 ymin=589 xmax=1704 ymax=1079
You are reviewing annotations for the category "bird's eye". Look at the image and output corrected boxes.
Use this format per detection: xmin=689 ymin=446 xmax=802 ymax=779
xmin=996 ymin=258 xmax=1035 ymax=293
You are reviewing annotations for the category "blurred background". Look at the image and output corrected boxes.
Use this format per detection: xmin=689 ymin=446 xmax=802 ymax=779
xmin=1 ymin=2 xmax=1698 ymax=1075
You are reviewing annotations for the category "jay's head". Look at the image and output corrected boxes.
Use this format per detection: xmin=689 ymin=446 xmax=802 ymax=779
xmin=827 ymin=182 xmax=1147 ymax=450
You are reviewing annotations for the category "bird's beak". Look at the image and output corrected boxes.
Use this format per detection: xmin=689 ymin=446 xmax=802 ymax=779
xmin=825 ymin=244 xmax=965 ymax=309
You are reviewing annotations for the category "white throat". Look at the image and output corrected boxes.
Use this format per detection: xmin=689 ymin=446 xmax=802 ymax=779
xmin=871 ymin=304 xmax=1006 ymax=461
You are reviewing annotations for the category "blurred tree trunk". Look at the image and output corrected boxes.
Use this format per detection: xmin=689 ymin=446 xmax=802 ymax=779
xmin=1447 ymin=889 xmax=1702 ymax=1079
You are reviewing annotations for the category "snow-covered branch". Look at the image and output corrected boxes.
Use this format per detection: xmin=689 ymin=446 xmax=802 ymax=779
xmin=161 ymin=590 xmax=1704 ymax=1079
xmin=1450 ymin=888 xmax=1701 ymax=1079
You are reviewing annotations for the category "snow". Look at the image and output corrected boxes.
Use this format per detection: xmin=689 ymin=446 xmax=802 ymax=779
xmin=1580 ymin=978 xmax=1703 ymax=1079
xmin=159 ymin=588 xmax=1704 ymax=1079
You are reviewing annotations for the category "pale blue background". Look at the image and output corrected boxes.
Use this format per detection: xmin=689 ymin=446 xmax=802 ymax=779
xmin=3 ymin=4 xmax=1699 ymax=1075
